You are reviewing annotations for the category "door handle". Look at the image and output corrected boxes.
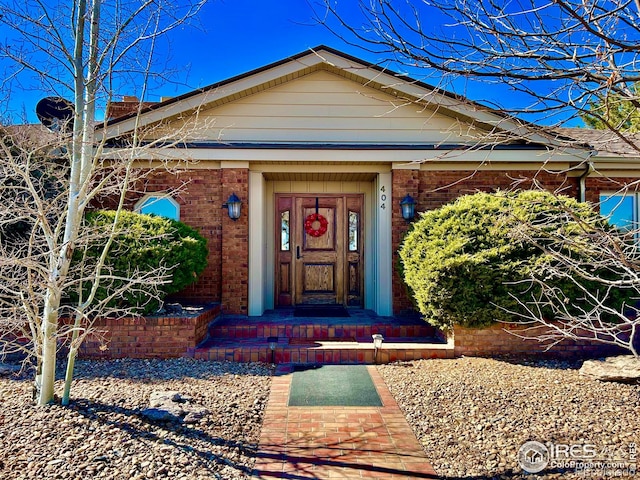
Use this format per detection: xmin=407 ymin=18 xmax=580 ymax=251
xmin=296 ymin=246 xmax=301 ymax=259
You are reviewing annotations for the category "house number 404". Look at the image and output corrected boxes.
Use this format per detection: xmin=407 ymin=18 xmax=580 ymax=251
xmin=380 ymin=186 xmax=387 ymax=209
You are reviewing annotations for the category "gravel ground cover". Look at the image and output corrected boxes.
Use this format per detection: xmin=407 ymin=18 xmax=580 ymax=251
xmin=2 ymin=356 xmax=638 ymax=480
xmin=0 ymin=358 xmax=273 ymax=480
xmin=378 ymin=357 xmax=640 ymax=479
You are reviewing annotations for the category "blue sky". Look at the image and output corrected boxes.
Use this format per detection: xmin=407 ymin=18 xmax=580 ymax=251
xmin=1 ymin=0 xmax=481 ymax=123
xmin=1 ymin=1 xmax=369 ymax=122
xmin=0 ymin=0 xmax=570 ymax=125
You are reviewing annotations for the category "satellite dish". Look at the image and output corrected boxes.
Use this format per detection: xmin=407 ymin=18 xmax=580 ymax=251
xmin=36 ymin=97 xmax=75 ymax=132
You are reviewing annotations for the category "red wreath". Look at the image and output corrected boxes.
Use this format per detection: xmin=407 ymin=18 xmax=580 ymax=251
xmin=304 ymin=213 xmax=328 ymax=237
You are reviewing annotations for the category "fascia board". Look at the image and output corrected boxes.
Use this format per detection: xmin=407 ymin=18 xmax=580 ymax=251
xmin=100 ymin=145 xmax=588 ymax=164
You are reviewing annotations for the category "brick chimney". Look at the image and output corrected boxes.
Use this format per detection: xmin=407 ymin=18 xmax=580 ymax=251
xmin=106 ymin=96 xmax=158 ymax=120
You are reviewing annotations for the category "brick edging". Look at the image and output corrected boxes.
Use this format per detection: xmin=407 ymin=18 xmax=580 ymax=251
xmin=79 ymin=304 xmax=221 ymax=359
xmin=453 ymin=322 xmax=625 ymax=358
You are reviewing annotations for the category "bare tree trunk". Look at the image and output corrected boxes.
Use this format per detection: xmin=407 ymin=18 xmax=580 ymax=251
xmin=60 ymin=0 xmax=101 ymax=408
xmin=37 ymin=294 xmax=60 ymax=404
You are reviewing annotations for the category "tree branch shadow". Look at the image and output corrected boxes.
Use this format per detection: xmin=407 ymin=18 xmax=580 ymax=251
xmin=69 ymin=396 xmax=257 ymax=476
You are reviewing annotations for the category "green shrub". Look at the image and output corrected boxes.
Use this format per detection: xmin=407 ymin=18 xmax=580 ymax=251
xmin=399 ymin=190 xmax=617 ymax=330
xmin=71 ymin=210 xmax=208 ymax=315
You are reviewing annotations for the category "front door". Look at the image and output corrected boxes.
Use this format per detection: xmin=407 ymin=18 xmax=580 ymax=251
xmin=276 ymin=194 xmax=363 ymax=307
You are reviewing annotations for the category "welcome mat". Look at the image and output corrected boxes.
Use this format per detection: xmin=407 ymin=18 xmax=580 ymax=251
xmin=294 ymin=305 xmax=350 ymax=318
xmin=288 ymin=365 xmax=383 ymax=407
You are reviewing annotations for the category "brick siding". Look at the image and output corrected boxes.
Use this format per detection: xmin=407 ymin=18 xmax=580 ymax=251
xmin=140 ymin=169 xmax=224 ymax=303
xmin=391 ymin=169 xmax=420 ymax=314
xmin=453 ymin=322 xmax=625 ymax=358
xmin=585 ymin=176 xmax=640 ymax=204
xmin=220 ymin=168 xmax=249 ymax=314
xmin=79 ymin=304 xmax=220 ymax=359
xmin=418 ymin=169 xmax=578 ymax=211
xmin=139 ymin=167 xmax=249 ymax=314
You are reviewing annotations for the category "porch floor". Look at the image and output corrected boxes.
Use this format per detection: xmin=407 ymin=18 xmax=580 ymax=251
xmin=194 ymin=308 xmax=454 ymax=364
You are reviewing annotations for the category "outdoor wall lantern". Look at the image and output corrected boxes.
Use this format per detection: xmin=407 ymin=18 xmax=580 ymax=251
xmin=372 ymin=334 xmax=384 ymax=363
xmin=400 ymin=194 xmax=417 ymax=221
xmin=267 ymin=336 xmax=278 ymax=364
xmin=223 ymin=193 xmax=242 ymax=220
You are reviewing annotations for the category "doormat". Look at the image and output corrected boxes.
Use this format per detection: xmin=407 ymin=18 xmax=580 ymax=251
xmin=288 ymin=365 xmax=383 ymax=407
xmin=294 ymin=305 xmax=350 ymax=317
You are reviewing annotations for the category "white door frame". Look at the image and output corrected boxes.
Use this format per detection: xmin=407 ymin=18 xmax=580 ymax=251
xmin=247 ymin=167 xmax=393 ymax=316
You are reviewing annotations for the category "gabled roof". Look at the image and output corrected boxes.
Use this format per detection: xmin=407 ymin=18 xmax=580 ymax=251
xmin=99 ymin=46 xmax=583 ymax=153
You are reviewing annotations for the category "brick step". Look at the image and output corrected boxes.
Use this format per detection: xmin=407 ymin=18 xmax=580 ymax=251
xmin=194 ymin=336 xmax=454 ymax=364
xmin=208 ymin=316 xmax=439 ymax=340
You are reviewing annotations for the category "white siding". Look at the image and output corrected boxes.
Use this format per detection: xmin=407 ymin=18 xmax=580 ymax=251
xmin=166 ymin=70 xmax=480 ymax=144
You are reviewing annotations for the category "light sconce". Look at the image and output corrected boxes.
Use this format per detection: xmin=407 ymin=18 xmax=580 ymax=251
xmin=400 ymin=194 xmax=417 ymax=221
xmin=267 ymin=336 xmax=278 ymax=364
xmin=223 ymin=193 xmax=242 ymax=220
xmin=372 ymin=334 xmax=384 ymax=363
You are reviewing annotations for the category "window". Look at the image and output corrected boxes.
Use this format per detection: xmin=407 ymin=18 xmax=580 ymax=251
xmin=600 ymin=193 xmax=636 ymax=232
xmin=280 ymin=210 xmax=290 ymax=251
xmin=348 ymin=211 xmax=359 ymax=251
xmin=135 ymin=195 xmax=180 ymax=220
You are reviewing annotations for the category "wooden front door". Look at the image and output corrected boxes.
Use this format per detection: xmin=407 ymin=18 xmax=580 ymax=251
xmin=276 ymin=194 xmax=363 ymax=307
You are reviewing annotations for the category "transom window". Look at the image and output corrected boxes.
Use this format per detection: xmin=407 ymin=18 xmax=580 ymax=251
xmin=134 ymin=194 xmax=180 ymax=220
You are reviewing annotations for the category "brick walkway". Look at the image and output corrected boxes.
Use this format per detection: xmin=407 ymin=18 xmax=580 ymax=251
xmin=251 ymin=365 xmax=437 ymax=479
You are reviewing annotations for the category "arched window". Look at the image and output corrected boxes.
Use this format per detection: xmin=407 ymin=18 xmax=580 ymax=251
xmin=134 ymin=194 xmax=180 ymax=220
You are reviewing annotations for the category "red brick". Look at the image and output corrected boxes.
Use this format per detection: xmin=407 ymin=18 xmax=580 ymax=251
xmin=453 ymin=322 xmax=624 ymax=358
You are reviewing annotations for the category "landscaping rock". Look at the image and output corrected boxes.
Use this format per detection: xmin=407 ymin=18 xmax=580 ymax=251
xmin=579 ymin=355 xmax=640 ymax=383
xmin=0 ymin=358 xmax=273 ymax=480
xmin=379 ymin=357 xmax=640 ymax=479
xmin=140 ymin=407 xmax=179 ymax=423
xmin=142 ymin=390 xmax=209 ymax=423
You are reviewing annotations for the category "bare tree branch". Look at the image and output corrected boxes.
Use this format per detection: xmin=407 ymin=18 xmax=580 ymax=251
xmin=0 ymin=0 xmax=206 ymax=405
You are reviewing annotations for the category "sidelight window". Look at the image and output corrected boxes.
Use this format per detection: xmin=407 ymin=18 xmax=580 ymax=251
xmin=281 ymin=210 xmax=290 ymax=251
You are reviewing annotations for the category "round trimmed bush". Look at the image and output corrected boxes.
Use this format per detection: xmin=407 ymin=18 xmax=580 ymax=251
xmin=72 ymin=210 xmax=208 ymax=315
xmin=398 ymin=190 xmax=613 ymax=330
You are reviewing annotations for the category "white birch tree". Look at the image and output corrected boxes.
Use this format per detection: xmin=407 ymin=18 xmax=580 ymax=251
xmin=0 ymin=0 xmax=204 ymax=405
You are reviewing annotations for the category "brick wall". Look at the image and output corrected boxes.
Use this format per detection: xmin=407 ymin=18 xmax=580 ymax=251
xmin=92 ymin=165 xmax=250 ymax=315
xmin=418 ymin=169 xmax=578 ymax=211
xmin=453 ymin=322 xmax=624 ymax=358
xmin=93 ymin=168 xmax=224 ymax=304
xmin=585 ymin=176 xmax=640 ymax=204
xmin=221 ymin=168 xmax=249 ymax=314
xmin=79 ymin=304 xmax=220 ymax=359
xmin=391 ymin=169 xmax=420 ymax=314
